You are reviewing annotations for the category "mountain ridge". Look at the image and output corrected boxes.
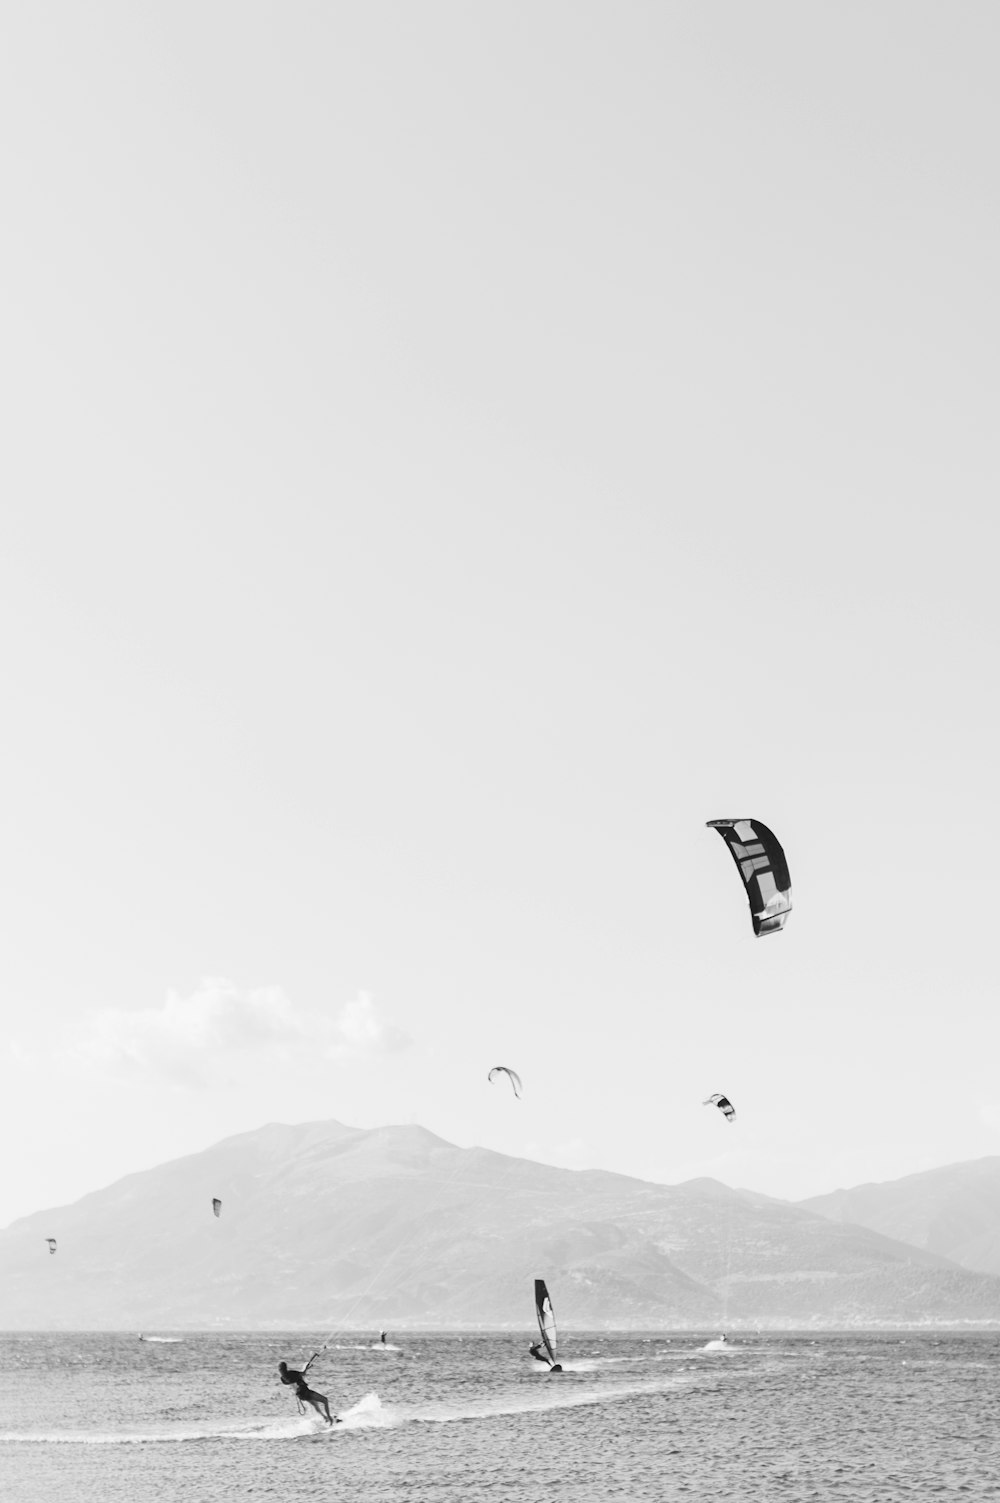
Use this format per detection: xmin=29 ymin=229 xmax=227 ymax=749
xmin=799 ymin=1155 xmax=1000 ymax=1277
xmin=3 ymin=1121 xmax=999 ymax=1330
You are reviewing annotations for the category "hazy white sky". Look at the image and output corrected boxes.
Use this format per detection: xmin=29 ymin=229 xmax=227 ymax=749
xmin=2 ymin=1 xmax=998 ymax=1229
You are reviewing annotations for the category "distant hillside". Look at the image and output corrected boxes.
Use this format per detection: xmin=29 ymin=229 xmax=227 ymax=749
xmin=800 ymin=1157 xmax=1000 ymax=1277
xmin=2 ymin=1121 xmax=1000 ymax=1329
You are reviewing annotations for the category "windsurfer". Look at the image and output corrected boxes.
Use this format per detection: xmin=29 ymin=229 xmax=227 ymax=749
xmin=532 ymin=1280 xmax=563 ymax=1371
xmin=529 ymin=1343 xmax=562 ymax=1373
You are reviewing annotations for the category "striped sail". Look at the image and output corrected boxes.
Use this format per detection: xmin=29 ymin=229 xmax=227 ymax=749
xmin=534 ymin=1279 xmax=557 ymax=1364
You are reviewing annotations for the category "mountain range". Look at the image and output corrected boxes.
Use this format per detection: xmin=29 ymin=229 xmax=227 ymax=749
xmin=3 ymin=1120 xmax=999 ymax=1330
xmin=801 ymin=1156 xmax=1000 ymax=1277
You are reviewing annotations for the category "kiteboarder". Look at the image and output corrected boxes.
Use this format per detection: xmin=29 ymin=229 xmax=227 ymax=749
xmin=379 ymin=1330 xmax=388 ymax=1345
xmin=278 ymin=1359 xmax=335 ymax=1424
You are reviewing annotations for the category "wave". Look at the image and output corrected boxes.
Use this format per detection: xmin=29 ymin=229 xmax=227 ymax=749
xmin=335 ymin=1392 xmax=391 ymax=1429
xmin=0 ymin=1369 xmax=710 ymax=1449
xmin=0 ymin=1393 xmax=389 ymax=1446
xmin=327 ymin=1343 xmax=404 ymax=1353
xmin=556 ymin=1356 xmax=636 ymax=1372
xmin=402 ymin=1373 xmax=695 ymax=1428
xmin=232 ymin=1392 xmax=391 ymax=1439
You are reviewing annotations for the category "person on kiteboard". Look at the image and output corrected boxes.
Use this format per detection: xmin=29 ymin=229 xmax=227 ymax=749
xmin=278 ymin=1358 xmax=335 ymax=1424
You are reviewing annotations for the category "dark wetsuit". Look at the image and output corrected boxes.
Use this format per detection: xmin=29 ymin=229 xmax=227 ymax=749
xmin=293 ymin=1377 xmax=333 ymax=1422
xmin=278 ymin=1362 xmax=334 ymax=1424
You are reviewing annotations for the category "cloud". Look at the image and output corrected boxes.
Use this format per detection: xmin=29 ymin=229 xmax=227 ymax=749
xmin=71 ymin=978 xmax=410 ymax=1088
xmin=324 ymin=992 xmax=410 ymax=1060
xmin=4 ymin=1039 xmax=34 ymax=1069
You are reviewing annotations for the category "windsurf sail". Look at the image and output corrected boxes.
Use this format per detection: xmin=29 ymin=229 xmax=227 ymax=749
xmin=212 ymin=1198 xmax=222 ymax=1217
xmin=534 ymin=1278 xmax=557 ymax=1364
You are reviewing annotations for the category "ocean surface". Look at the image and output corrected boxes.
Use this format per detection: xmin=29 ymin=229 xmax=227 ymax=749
xmin=2 ymin=1331 xmax=999 ymax=1501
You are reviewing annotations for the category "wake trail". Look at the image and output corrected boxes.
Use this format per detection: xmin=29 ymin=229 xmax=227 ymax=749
xmin=0 ymin=1393 xmax=390 ymax=1446
xmin=0 ymin=1357 xmax=763 ymax=1448
xmin=384 ymin=1371 xmax=702 ymax=1428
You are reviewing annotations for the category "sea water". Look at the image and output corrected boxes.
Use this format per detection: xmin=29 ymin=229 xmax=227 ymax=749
xmin=1 ymin=1331 xmax=999 ymax=1501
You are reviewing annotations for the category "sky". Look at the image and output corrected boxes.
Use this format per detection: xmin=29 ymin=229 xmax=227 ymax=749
xmin=1 ymin=1 xmax=998 ymax=1230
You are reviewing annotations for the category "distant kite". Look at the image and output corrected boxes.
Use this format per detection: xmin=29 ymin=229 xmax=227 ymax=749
xmin=212 ymin=1198 xmax=222 ymax=1218
xmin=488 ymin=1066 xmax=523 ymax=1099
xmin=707 ymin=818 xmax=791 ymax=936
xmin=44 ymin=1238 xmax=57 ymax=1255
xmin=704 ymin=1093 xmax=736 ymax=1124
